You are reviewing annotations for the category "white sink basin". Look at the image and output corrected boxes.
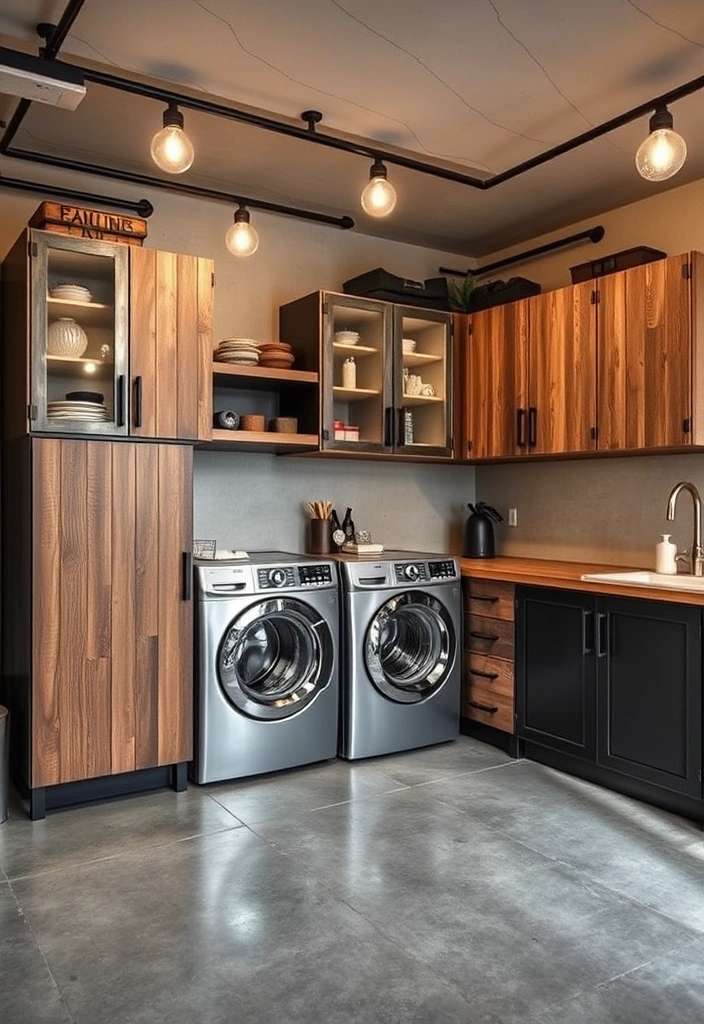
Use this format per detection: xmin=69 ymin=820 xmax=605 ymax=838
xmin=581 ymin=570 xmax=704 ymax=593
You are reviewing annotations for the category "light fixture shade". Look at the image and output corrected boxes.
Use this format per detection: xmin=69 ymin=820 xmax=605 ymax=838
xmin=226 ymin=206 xmax=259 ymax=257
xmin=150 ymin=103 xmax=194 ymax=174
xmin=635 ymin=107 xmax=687 ymax=182
xmin=361 ymin=159 xmax=397 ymax=217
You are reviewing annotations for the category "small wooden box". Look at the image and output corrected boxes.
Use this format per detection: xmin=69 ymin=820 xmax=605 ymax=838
xmin=29 ymin=201 xmax=148 ymax=245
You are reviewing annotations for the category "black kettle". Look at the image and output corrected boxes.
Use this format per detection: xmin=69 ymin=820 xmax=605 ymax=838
xmin=463 ymin=502 xmax=503 ymax=558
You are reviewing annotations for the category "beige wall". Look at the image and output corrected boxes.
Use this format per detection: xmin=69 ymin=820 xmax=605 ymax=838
xmin=475 ymin=174 xmax=704 ymax=567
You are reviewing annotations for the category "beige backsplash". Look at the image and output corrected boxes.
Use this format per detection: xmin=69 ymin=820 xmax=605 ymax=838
xmin=476 ymin=452 xmax=704 ymax=568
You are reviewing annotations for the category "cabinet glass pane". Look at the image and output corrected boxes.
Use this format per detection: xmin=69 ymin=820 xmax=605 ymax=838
xmin=330 ymin=301 xmax=385 ymax=447
xmin=398 ymin=312 xmax=449 ymax=450
xmin=32 ymin=233 xmax=128 ymax=435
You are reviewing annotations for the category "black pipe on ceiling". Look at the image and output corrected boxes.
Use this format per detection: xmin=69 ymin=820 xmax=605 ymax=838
xmin=440 ymin=226 xmax=605 ymax=279
xmin=0 ymin=173 xmax=153 ymax=218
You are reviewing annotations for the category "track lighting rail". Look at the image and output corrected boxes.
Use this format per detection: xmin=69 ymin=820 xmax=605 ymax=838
xmin=0 ymin=171 xmax=153 ymax=217
xmin=439 ymin=226 xmax=605 ymax=279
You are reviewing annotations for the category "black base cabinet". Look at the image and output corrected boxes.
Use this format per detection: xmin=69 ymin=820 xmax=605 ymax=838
xmin=516 ymin=585 xmax=703 ymax=818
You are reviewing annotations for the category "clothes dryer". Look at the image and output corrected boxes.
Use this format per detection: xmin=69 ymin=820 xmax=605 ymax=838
xmin=194 ymin=552 xmax=339 ymax=783
xmin=337 ymin=552 xmax=461 ymax=759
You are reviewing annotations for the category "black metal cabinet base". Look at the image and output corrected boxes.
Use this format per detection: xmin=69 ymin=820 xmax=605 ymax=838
xmin=517 ymin=585 xmax=703 ymax=820
xmin=461 ymin=717 xmax=525 ymax=758
xmin=23 ymin=763 xmax=188 ymax=820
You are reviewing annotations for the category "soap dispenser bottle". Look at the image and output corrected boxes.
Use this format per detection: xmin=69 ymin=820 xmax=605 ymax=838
xmin=655 ymin=534 xmax=677 ymax=575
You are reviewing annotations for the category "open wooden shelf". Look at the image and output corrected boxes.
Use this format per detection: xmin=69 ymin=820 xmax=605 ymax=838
xmin=333 ymin=386 xmax=381 ymax=401
xmin=213 ymin=361 xmax=318 ymax=389
xmin=207 ymin=428 xmax=320 ymax=452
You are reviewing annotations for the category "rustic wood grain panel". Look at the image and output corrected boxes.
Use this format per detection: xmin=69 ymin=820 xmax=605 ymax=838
xmin=57 ymin=441 xmax=89 ymax=785
xmin=32 ymin=439 xmax=62 ymax=786
xmin=691 ymin=252 xmax=704 ymax=446
xmin=462 ymin=675 xmax=514 ymax=732
xmin=466 ymin=302 xmax=529 ymax=459
xmin=465 ymin=651 xmax=514 ymax=696
xmin=466 ymin=613 xmax=514 ymax=659
xmin=464 ymin=577 xmax=515 ymax=620
xmin=157 ymin=445 xmax=193 ymax=765
xmin=529 ymin=283 xmax=596 ymax=454
xmin=196 ymin=256 xmax=214 ymax=440
xmin=134 ymin=444 xmax=160 ymax=769
xmin=155 ymin=250 xmax=179 ymax=440
xmin=596 ymin=271 xmax=628 ymax=450
xmin=129 ymin=246 xmax=157 ymax=438
xmin=111 ymin=442 xmax=137 ymax=774
xmin=175 ymin=254 xmax=199 ymax=439
xmin=84 ymin=442 xmax=113 ymax=780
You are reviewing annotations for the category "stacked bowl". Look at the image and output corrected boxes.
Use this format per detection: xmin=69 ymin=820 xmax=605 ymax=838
xmin=259 ymin=342 xmax=295 ymax=369
xmin=216 ymin=338 xmax=260 ymax=365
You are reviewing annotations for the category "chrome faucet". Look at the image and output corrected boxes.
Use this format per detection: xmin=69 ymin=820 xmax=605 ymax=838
xmin=666 ymin=481 xmax=704 ymax=576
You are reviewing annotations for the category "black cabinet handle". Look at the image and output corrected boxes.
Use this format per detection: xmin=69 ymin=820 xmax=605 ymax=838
xmin=582 ymin=609 xmax=594 ymax=655
xmin=516 ymin=407 xmax=526 ymax=447
xmin=116 ymin=375 xmax=126 ymax=427
xmin=133 ymin=375 xmax=143 ymax=428
xmin=471 ymin=594 xmax=499 ymax=603
xmin=182 ymin=551 xmax=193 ymax=601
xmin=469 ymin=668 xmax=499 ymax=680
xmin=469 ymin=630 xmax=499 ymax=642
xmin=596 ymin=612 xmax=608 ymax=658
xmin=528 ymin=406 xmax=537 ymax=447
xmin=384 ymin=407 xmax=393 ymax=447
xmin=467 ymin=700 xmax=499 ymax=714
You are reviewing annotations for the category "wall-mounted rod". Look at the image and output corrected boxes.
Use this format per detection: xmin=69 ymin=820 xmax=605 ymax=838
xmin=440 ymin=225 xmax=605 ymax=279
xmin=0 ymin=173 xmax=153 ymax=218
xmin=6 ymin=148 xmax=355 ymax=229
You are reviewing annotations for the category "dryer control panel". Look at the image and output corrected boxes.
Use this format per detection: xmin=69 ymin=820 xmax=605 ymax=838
xmin=428 ymin=559 xmax=459 ymax=580
xmin=258 ymin=567 xmax=296 ymax=589
xmin=394 ymin=561 xmax=428 ymax=584
xmin=299 ymin=564 xmax=334 ymax=587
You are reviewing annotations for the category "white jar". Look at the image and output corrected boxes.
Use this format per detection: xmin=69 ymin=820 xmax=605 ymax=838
xmin=655 ymin=534 xmax=677 ymax=574
xmin=47 ymin=317 xmax=88 ymax=357
xmin=342 ymin=357 xmax=356 ymax=389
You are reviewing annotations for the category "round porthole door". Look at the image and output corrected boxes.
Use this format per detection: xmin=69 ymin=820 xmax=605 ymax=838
xmin=364 ymin=591 xmax=456 ymax=703
xmin=218 ymin=597 xmax=334 ymax=720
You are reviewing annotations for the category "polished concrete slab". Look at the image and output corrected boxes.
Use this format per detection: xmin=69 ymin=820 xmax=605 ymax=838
xmin=1 ymin=737 xmax=703 ymax=1023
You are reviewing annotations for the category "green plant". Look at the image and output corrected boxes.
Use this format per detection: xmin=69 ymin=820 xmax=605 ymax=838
xmin=447 ymin=275 xmax=475 ymax=312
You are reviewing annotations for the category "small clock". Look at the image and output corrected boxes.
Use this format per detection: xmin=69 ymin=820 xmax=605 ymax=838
xmin=332 ymin=528 xmax=346 ymax=546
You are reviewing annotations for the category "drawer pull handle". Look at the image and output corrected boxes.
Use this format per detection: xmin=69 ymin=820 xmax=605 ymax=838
xmin=468 ymin=700 xmax=499 ymax=714
xmin=470 ymin=631 xmax=499 ymax=642
xmin=469 ymin=668 xmax=499 ymax=680
xmin=471 ymin=594 xmax=499 ymax=603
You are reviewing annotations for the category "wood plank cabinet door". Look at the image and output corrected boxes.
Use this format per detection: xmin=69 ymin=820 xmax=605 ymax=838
xmin=465 ymin=301 xmax=528 ymax=459
xmin=595 ymin=269 xmax=628 ymax=450
xmin=32 ymin=438 xmax=193 ymax=788
xmin=129 ymin=247 xmax=213 ymax=441
xmin=528 ymin=282 xmax=596 ymax=454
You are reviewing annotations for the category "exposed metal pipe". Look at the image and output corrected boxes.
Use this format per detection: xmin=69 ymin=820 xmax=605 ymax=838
xmin=6 ymin=148 xmax=355 ymax=229
xmin=440 ymin=226 xmax=605 ymax=279
xmin=0 ymin=173 xmax=153 ymax=218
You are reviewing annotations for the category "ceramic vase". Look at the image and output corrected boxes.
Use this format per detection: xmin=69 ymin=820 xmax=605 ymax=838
xmin=47 ymin=317 xmax=88 ymax=358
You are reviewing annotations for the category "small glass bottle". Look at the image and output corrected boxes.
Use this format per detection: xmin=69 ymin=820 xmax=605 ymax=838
xmin=342 ymin=357 xmax=356 ymax=389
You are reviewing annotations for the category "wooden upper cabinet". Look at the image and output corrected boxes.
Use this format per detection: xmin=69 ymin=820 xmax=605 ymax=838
xmin=31 ymin=438 xmax=193 ymax=788
xmin=528 ymin=282 xmax=597 ymax=455
xmin=129 ymin=247 xmax=213 ymax=441
xmin=465 ymin=300 xmax=528 ymax=459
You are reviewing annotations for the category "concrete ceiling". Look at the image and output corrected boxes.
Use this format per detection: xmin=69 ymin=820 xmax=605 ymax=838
xmin=0 ymin=0 xmax=703 ymax=256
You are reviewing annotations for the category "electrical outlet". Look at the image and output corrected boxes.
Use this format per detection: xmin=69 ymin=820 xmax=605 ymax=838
xmin=508 ymin=508 xmax=518 ymax=527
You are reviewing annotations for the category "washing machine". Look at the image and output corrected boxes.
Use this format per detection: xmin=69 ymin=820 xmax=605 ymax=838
xmin=337 ymin=552 xmax=461 ymax=760
xmin=193 ymin=552 xmax=339 ymax=784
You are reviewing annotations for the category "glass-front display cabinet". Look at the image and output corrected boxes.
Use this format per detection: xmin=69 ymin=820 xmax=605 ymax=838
xmin=394 ymin=306 xmax=453 ymax=457
xmin=30 ymin=231 xmax=129 ymax=435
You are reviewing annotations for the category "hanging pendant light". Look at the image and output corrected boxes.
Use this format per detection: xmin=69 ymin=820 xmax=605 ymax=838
xmin=225 ymin=205 xmax=259 ymax=257
xmin=635 ymin=105 xmax=687 ymax=182
xmin=360 ymin=159 xmax=397 ymax=217
xmin=150 ymin=102 xmax=195 ymax=174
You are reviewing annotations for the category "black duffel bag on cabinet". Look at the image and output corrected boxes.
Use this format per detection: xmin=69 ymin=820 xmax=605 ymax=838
xmin=343 ymin=268 xmax=450 ymax=310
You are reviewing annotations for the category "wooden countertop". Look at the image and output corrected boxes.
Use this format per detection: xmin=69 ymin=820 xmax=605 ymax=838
xmin=459 ymin=555 xmax=704 ymax=606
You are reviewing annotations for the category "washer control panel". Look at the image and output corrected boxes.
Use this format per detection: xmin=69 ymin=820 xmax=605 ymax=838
xmin=428 ymin=559 xmax=458 ymax=580
xmin=394 ymin=561 xmax=428 ymax=584
xmin=299 ymin=564 xmax=334 ymax=587
xmin=258 ymin=566 xmax=296 ymax=589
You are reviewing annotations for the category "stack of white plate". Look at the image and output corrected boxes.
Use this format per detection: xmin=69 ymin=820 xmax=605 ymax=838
xmin=47 ymin=400 xmax=110 ymax=421
xmin=216 ymin=338 xmax=260 ymax=365
xmin=50 ymin=283 xmax=93 ymax=303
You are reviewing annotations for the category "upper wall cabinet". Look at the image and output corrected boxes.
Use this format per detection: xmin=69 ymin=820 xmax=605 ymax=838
xmin=463 ymin=251 xmax=704 ymax=461
xmin=280 ymin=291 xmax=454 ymax=459
xmin=1 ymin=230 xmax=213 ymax=443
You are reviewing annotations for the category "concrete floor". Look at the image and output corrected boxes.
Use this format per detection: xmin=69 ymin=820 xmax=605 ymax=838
xmin=1 ymin=736 xmax=703 ymax=1023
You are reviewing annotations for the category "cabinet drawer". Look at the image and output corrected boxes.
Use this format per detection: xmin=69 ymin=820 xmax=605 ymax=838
xmin=465 ymin=652 xmax=513 ymax=697
xmin=462 ymin=678 xmax=514 ymax=733
xmin=464 ymin=578 xmax=515 ymax=621
xmin=465 ymin=613 xmax=514 ymax=660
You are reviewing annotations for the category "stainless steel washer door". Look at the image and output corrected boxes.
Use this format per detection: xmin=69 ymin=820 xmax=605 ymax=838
xmin=365 ymin=591 xmax=455 ymax=703
xmin=218 ymin=597 xmax=333 ymax=720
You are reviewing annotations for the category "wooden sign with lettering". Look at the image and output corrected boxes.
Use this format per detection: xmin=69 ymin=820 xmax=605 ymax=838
xmin=29 ymin=202 xmax=148 ymax=245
